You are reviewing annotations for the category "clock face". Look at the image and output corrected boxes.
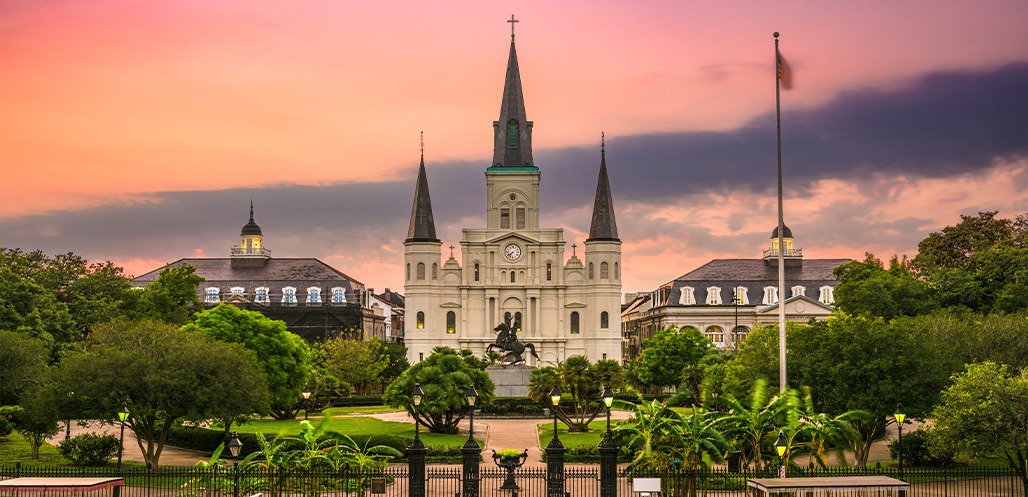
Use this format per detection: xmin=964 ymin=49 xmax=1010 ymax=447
xmin=504 ymin=243 xmax=522 ymax=261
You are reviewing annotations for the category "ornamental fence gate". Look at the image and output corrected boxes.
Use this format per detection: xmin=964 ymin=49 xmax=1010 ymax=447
xmin=1 ymin=464 xmax=1023 ymax=497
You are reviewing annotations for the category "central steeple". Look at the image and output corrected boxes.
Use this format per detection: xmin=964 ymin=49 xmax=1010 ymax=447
xmin=492 ymin=17 xmax=534 ymax=168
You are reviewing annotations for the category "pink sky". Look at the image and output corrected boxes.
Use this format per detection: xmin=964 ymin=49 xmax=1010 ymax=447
xmin=2 ymin=0 xmax=1027 ymax=294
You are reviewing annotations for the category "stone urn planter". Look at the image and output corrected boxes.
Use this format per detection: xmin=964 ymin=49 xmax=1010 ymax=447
xmin=492 ymin=448 xmax=528 ymax=490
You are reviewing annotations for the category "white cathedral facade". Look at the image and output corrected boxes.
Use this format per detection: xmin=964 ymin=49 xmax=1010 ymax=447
xmin=403 ymin=30 xmax=623 ymax=366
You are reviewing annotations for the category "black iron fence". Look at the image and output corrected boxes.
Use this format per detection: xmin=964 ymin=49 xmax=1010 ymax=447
xmin=0 ymin=464 xmax=1023 ymax=497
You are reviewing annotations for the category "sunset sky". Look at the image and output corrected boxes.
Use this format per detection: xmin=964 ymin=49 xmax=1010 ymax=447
xmin=2 ymin=1 xmax=1027 ymax=295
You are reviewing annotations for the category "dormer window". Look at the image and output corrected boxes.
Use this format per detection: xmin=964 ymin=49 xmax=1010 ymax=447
xmin=732 ymin=286 xmax=749 ymax=305
xmin=679 ymin=286 xmax=696 ymax=305
xmin=763 ymin=286 xmax=779 ymax=305
xmin=706 ymin=286 xmax=722 ymax=305
xmin=230 ymin=287 xmax=245 ymax=296
xmin=307 ymin=287 xmax=321 ymax=304
xmin=331 ymin=287 xmax=346 ymax=304
xmin=792 ymin=285 xmax=806 ymax=298
xmin=282 ymin=287 xmax=297 ymax=304
xmin=205 ymin=287 xmax=220 ymax=303
xmin=820 ymin=285 xmax=835 ymax=304
xmin=507 ymin=120 xmax=519 ymax=149
xmin=255 ymin=287 xmax=269 ymax=303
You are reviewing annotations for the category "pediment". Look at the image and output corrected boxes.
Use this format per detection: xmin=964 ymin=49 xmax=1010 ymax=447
xmin=440 ymin=301 xmax=462 ymax=309
xmin=756 ymin=295 xmax=833 ymax=314
xmin=564 ymin=301 xmax=587 ymax=309
xmin=484 ymin=232 xmax=539 ymax=245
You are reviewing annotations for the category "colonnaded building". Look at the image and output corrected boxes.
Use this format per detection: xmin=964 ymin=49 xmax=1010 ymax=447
xmin=403 ymin=28 xmax=623 ymax=365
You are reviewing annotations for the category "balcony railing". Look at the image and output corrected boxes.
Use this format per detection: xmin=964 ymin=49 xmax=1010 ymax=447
xmin=231 ymin=246 xmax=272 ymax=256
xmin=763 ymin=247 xmax=803 ymax=258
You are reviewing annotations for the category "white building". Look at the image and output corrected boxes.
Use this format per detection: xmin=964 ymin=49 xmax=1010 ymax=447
xmin=403 ymin=30 xmax=623 ymax=365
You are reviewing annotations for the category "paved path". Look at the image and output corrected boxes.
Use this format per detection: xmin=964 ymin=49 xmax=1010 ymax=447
xmin=48 ymin=411 xmax=911 ymax=469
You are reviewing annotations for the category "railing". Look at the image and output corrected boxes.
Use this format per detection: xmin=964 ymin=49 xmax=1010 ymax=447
xmin=762 ymin=247 xmax=803 ymax=258
xmin=231 ymin=247 xmax=272 ymax=257
xmin=1 ymin=465 xmax=1023 ymax=497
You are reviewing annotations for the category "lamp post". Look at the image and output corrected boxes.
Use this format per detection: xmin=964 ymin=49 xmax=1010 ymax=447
xmin=301 ymin=389 xmax=312 ymax=420
xmin=227 ymin=431 xmax=243 ymax=497
xmin=546 ymin=387 xmax=566 ymax=497
xmin=598 ymin=386 xmax=617 ymax=497
xmin=116 ymin=402 xmax=129 ymax=470
xmin=462 ymin=385 xmax=480 ymax=497
xmin=406 ymin=383 xmax=427 ymax=497
xmin=774 ymin=430 xmax=787 ymax=479
xmin=65 ymin=391 xmax=74 ymax=441
xmin=895 ymin=403 xmax=907 ymax=480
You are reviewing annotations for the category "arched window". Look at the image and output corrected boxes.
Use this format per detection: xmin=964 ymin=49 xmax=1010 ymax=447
xmin=514 ymin=312 xmax=522 ymax=331
xmin=307 ymin=287 xmax=321 ymax=304
xmin=416 ymin=311 xmax=425 ymax=329
xmin=205 ymin=287 xmax=220 ymax=303
xmin=515 ymin=207 xmax=525 ymax=229
xmin=510 ymin=271 xmax=516 ymax=283
xmin=600 ymin=262 xmax=609 ymax=279
xmin=732 ymin=326 xmax=749 ymax=344
xmin=474 ymin=263 xmax=480 ymax=282
xmin=432 ymin=263 xmax=438 ymax=280
xmin=734 ymin=286 xmax=750 ymax=305
xmin=792 ymin=285 xmax=806 ymax=298
xmin=588 ymin=262 xmax=594 ymax=279
xmin=331 ymin=287 xmax=346 ymax=304
xmin=282 ymin=287 xmax=297 ymax=304
xmin=763 ymin=286 xmax=779 ymax=305
xmin=229 ymin=287 xmax=244 ymax=295
xmin=705 ymin=326 xmax=725 ymax=344
xmin=507 ymin=120 xmax=519 ymax=148
xmin=446 ymin=311 xmax=456 ymax=334
xmin=500 ymin=207 xmax=511 ymax=229
xmin=614 ymin=262 xmax=620 ymax=280
xmin=570 ymin=312 xmax=580 ymax=334
xmin=679 ymin=286 xmax=696 ymax=305
xmin=819 ymin=286 xmax=835 ymax=304
xmin=546 ymin=262 xmax=552 ymax=281
xmin=705 ymin=286 xmax=722 ymax=305
xmin=406 ymin=263 xmax=411 ymax=281
xmin=600 ymin=311 xmax=609 ymax=329
xmin=416 ymin=262 xmax=426 ymax=280
xmin=255 ymin=287 xmax=269 ymax=303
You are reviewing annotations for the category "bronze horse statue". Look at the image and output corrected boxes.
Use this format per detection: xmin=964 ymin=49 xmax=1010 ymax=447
xmin=486 ymin=315 xmax=540 ymax=365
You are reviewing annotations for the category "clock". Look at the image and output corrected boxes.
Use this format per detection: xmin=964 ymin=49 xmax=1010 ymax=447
xmin=504 ymin=243 xmax=522 ymax=261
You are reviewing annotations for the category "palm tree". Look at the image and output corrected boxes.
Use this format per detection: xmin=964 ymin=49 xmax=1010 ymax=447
xmin=677 ymin=408 xmax=729 ymax=497
xmin=797 ymin=387 xmax=868 ymax=468
xmin=717 ymin=379 xmax=791 ymax=472
xmin=612 ymin=399 xmax=684 ymax=473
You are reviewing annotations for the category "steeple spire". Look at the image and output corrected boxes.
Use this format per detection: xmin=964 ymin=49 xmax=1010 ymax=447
xmin=492 ymin=16 xmax=534 ymax=168
xmin=406 ymin=132 xmax=439 ymax=243
xmin=587 ymin=133 xmax=619 ymax=242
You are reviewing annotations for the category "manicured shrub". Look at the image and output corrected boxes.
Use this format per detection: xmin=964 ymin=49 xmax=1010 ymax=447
xmin=58 ymin=433 xmax=120 ymax=466
xmin=0 ymin=415 xmax=13 ymax=437
xmin=887 ymin=429 xmax=955 ymax=467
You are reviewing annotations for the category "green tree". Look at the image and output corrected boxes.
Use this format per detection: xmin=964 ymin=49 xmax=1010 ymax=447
xmin=8 ymin=388 xmax=61 ymax=458
xmin=833 ymin=254 xmax=936 ymax=319
xmin=183 ymin=304 xmax=311 ymax=420
xmin=913 ymin=211 xmax=1022 ymax=271
xmin=718 ymin=379 xmax=791 ymax=472
xmin=931 ymin=362 xmax=1028 ymax=495
xmin=51 ymin=319 xmax=269 ymax=467
xmin=382 ymin=347 xmax=494 ymax=434
xmin=613 ymin=399 xmax=684 ymax=473
xmin=0 ymin=268 xmax=76 ymax=357
xmin=314 ymin=337 xmax=388 ymax=396
xmin=528 ymin=356 xmax=624 ymax=431
xmin=631 ymin=325 xmax=715 ymax=398
xmin=123 ymin=264 xmax=203 ymax=325
xmin=0 ymin=330 xmax=49 ymax=405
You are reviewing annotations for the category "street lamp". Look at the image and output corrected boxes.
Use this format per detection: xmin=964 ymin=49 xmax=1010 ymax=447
xmin=546 ymin=387 xmax=565 ymax=497
xmin=895 ymin=403 xmax=907 ymax=480
xmin=227 ymin=431 xmax=242 ymax=497
xmin=406 ymin=383 xmax=427 ymax=497
xmin=301 ymin=389 xmax=312 ymax=421
xmin=774 ymin=430 xmax=787 ymax=478
xmin=411 ymin=383 xmax=425 ymax=445
xmin=601 ymin=386 xmax=614 ymax=439
xmin=598 ymin=385 xmax=617 ymax=497
xmin=549 ymin=387 xmax=562 ymax=444
xmin=116 ymin=402 xmax=129 ymax=471
xmin=464 ymin=385 xmax=479 ymax=445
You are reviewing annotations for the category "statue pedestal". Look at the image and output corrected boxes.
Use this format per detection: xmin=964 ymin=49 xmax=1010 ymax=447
xmin=486 ymin=364 xmax=534 ymax=398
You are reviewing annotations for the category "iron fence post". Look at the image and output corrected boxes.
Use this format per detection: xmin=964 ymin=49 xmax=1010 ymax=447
xmin=406 ymin=433 xmax=428 ymax=497
xmin=461 ymin=438 xmax=480 ymax=497
xmin=545 ymin=436 xmax=565 ymax=497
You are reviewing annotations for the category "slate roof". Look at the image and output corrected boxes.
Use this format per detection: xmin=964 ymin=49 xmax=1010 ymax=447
xmin=663 ymin=258 xmax=851 ymax=307
xmin=406 ymin=155 xmax=439 ymax=243
xmin=587 ymin=138 xmax=619 ymax=242
xmin=492 ymin=34 xmax=534 ymax=167
xmin=132 ymin=258 xmax=362 ymax=291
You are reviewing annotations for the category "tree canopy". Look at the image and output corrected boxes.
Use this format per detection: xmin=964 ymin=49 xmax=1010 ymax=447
xmin=123 ymin=264 xmax=203 ymax=325
xmin=382 ymin=347 xmax=494 ymax=434
xmin=631 ymin=325 xmax=715 ymax=396
xmin=527 ymin=355 xmax=624 ymax=431
xmin=314 ymin=337 xmax=389 ymax=396
xmin=49 ymin=319 xmax=270 ymax=467
xmin=0 ymin=330 xmax=49 ymax=405
xmin=183 ymin=304 xmax=311 ymax=419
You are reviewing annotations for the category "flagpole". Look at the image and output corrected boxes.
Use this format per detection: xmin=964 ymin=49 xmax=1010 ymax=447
xmin=774 ymin=31 xmax=787 ymax=394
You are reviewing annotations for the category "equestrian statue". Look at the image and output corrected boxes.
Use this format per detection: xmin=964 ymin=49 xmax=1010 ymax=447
xmin=485 ymin=314 xmax=540 ymax=365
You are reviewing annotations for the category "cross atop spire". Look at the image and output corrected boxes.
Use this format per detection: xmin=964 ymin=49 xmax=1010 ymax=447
xmin=507 ymin=15 xmax=519 ymax=38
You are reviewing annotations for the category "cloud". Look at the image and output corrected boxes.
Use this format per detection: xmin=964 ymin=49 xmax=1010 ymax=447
xmin=3 ymin=64 xmax=1027 ymax=290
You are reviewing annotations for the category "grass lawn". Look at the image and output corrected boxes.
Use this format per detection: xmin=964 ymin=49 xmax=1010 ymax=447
xmin=320 ymin=406 xmax=401 ymax=416
xmin=536 ymin=420 xmax=611 ymax=448
xmin=0 ymin=432 xmax=70 ymax=467
xmin=231 ymin=415 xmax=469 ymax=447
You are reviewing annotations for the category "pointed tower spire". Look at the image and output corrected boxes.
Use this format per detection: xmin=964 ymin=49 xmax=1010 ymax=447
xmin=406 ymin=132 xmax=439 ymax=242
xmin=492 ymin=16 xmax=534 ymax=168
xmin=587 ymin=133 xmax=619 ymax=241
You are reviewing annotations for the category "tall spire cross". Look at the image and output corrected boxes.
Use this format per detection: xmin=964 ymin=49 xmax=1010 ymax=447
xmin=507 ymin=15 xmax=519 ymax=38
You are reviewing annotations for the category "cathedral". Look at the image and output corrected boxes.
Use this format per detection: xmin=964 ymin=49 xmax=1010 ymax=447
xmin=403 ymin=28 xmax=623 ymax=365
